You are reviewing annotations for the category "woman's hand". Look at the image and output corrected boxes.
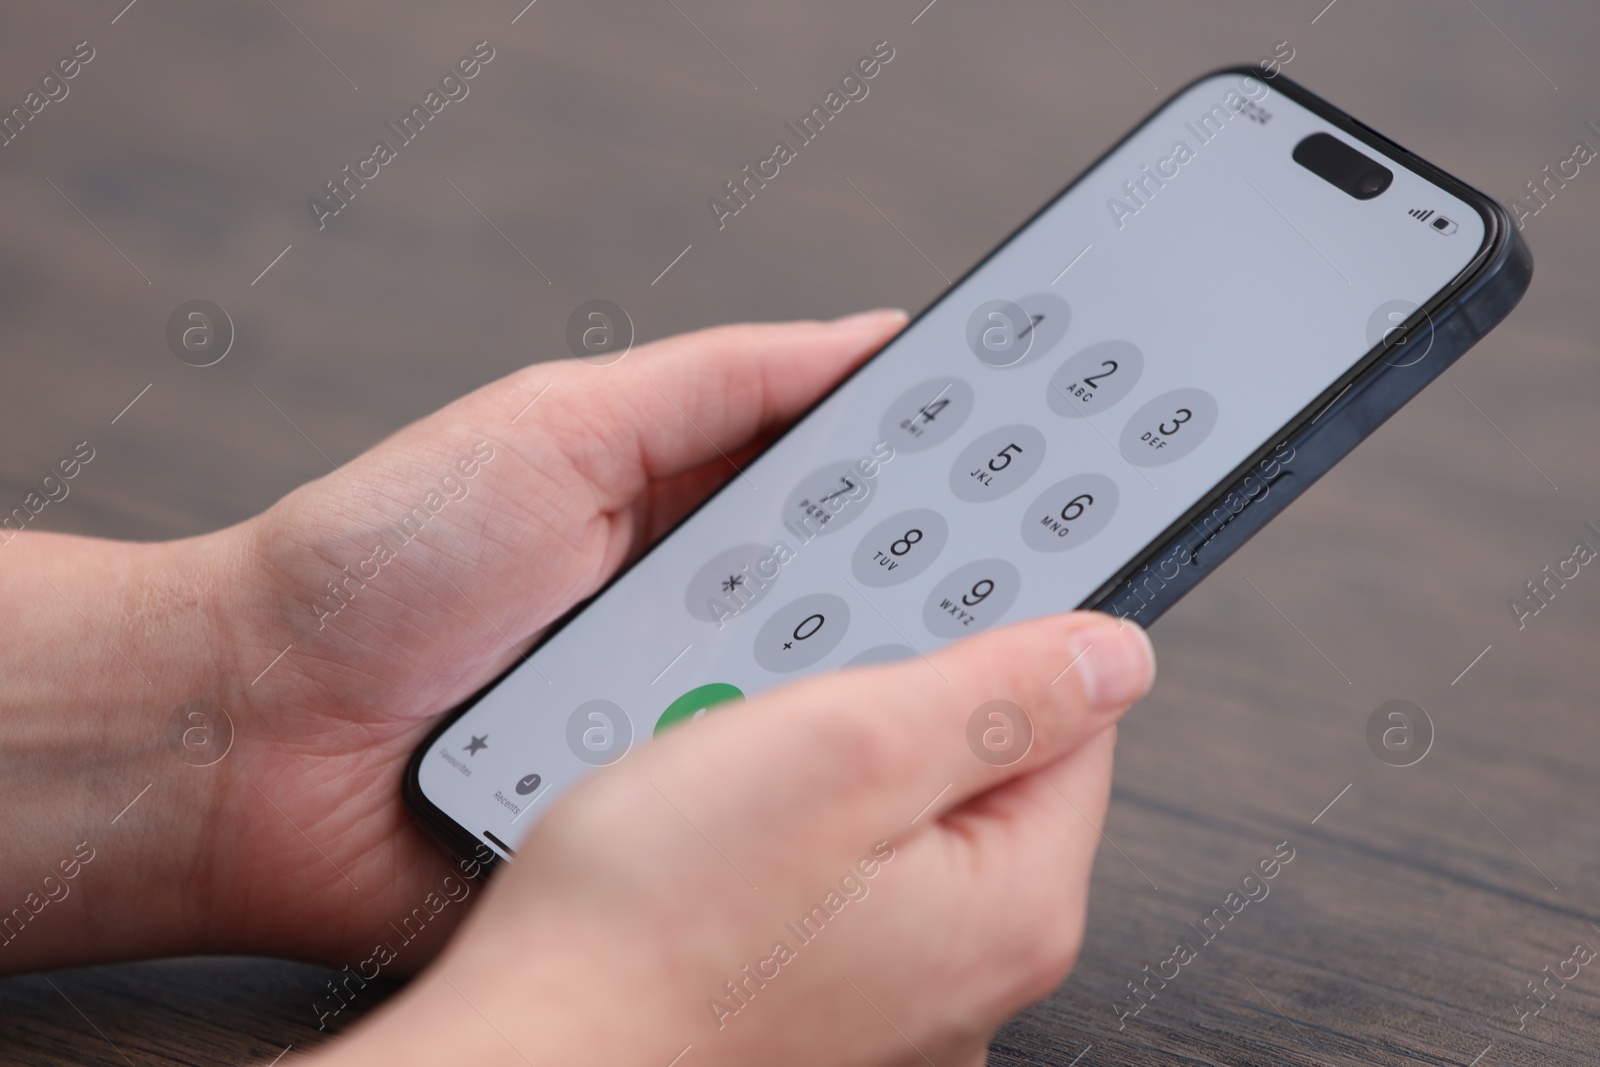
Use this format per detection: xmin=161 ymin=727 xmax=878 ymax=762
xmin=324 ymin=609 xmax=1154 ymax=1067
xmin=0 ymin=311 xmax=910 ymax=972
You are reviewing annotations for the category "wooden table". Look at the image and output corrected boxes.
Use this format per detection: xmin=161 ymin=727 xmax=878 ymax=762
xmin=2 ymin=1 xmax=1597 ymax=1063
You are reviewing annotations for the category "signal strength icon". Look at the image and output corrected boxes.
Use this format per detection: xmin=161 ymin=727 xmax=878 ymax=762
xmin=1408 ymin=208 xmax=1436 ymax=222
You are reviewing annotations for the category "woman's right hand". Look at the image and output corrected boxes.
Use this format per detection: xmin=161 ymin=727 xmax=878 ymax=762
xmin=323 ymin=609 xmax=1155 ymax=1067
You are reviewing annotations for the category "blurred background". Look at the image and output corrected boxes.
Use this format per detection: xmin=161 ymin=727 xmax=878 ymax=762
xmin=1 ymin=1 xmax=1597 ymax=1064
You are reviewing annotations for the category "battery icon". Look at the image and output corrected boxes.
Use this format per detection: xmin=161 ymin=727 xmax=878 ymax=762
xmin=1429 ymin=215 xmax=1458 ymax=236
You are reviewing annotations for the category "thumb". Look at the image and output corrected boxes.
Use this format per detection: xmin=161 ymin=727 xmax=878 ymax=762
xmin=493 ymin=309 xmax=911 ymax=508
xmin=638 ymin=610 xmax=1155 ymax=870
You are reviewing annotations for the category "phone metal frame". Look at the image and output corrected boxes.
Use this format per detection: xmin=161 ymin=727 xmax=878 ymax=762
xmin=404 ymin=66 xmax=1533 ymax=870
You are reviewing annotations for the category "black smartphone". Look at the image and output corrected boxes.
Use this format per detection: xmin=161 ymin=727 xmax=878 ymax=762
xmin=406 ymin=67 xmax=1531 ymax=865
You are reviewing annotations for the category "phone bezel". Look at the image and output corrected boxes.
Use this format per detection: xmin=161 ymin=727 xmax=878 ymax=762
xmin=402 ymin=65 xmax=1516 ymax=868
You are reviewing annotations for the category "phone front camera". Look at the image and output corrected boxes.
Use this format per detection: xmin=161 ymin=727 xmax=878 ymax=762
xmin=1358 ymin=170 xmax=1392 ymax=197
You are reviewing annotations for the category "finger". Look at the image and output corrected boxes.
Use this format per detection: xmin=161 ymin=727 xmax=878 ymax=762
xmin=643 ymin=611 xmax=1153 ymax=857
xmin=488 ymin=310 xmax=908 ymax=510
xmin=627 ymin=428 xmax=792 ymax=551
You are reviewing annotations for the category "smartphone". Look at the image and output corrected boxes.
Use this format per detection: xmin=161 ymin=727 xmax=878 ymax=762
xmin=406 ymin=67 xmax=1531 ymax=864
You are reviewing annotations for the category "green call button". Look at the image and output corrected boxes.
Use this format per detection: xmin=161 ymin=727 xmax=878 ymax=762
xmin=655 ymin=683 xmax=745 ymax=737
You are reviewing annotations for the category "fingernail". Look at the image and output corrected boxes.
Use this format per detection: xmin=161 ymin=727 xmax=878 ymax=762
xmin=1067 ymin=619 xmax=1155 ymax=711
xmin=832 ymin=308 xmax=908 ymax=329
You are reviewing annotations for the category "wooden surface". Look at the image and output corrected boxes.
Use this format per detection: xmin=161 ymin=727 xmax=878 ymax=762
xmin=2 ymin=0 xmax=1598 ymax=1063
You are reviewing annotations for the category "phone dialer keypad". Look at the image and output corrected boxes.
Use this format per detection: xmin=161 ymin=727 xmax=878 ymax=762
xmin=753 ymin=593 xmax=851 ymax=673
xmin=850 ymin=508 xmax=949 ymax=588
xmin=1118 ymin=388 xmax=1219 ymax=467
xmin=1047 ymin=340 xmax=1145 ymax=418
xmin=879 ymin=377 xmax=975 ymax=453
xmin=923 ymin=559 xmax=1022 ymax=639
xmin=948 ymin=424 xmax=1048 ymax=503
xmin=1020 ymin=473 xmax=1120 ymax=553
xmin=783 ymin=461 xmax=877 ymax=538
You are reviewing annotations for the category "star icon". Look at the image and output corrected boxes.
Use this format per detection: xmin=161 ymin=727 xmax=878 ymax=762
xmin=464 ymin=735 xmax=488 ymax=756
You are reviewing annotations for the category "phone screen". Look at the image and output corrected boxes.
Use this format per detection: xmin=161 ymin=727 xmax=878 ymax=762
xmin=417 ymin=71 xmax=1489 ymax=856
